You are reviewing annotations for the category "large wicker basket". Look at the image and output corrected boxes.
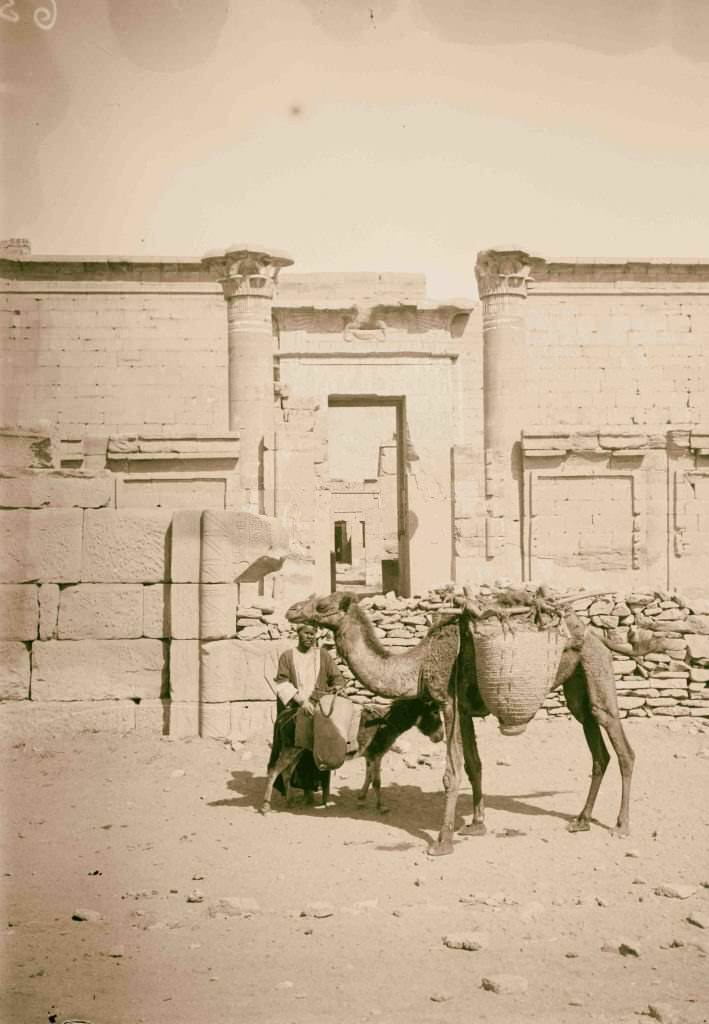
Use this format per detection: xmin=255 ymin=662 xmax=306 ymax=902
xmin=473 ymin=618 xmax=566 ymax=735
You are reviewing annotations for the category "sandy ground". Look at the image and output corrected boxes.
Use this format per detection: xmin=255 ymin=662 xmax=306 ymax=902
xmin=2 ymin=714 xmax=708 ymax=1024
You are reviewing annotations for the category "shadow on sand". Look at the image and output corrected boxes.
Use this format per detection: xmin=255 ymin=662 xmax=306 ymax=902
xmin=207 ymin=767 xmax=592 ymax=850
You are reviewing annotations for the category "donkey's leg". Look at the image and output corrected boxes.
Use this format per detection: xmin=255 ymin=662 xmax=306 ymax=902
xmin=457 ymin=714 xmax=486 ymax=837
xmin=579 ymin=640 xmax=635 ymax=835
xmin=371 ymin=755 xmax=390 ymax=814
xmin=357 ymin=758 xmax=373 ymax=805
xmin=428 ymin=695 xmax=462 ymax=857
xmin=320 ymin=771 xmax=331 ymax=807
xmin=261 ymin=749 xmax=299 ymax=813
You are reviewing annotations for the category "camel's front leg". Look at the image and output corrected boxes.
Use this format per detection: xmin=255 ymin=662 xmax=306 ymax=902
xmin=457 ymin=713 xmax=486 ymax=837
xmin=358 ymin=758 xmax=373 ymax=805
xmin=428 ymin=696 xmax=462 ymax=857
xmin=261 ymin=749 xmax=299 ymax=813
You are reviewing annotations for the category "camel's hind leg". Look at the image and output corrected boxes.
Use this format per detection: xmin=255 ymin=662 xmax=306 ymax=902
xmin=261 ymin=749 xmax=300 ymax=814
xmin=357 ymin=759 xmax=373 ymax=805
xmin=457 ymin=714 xmax=486 ymax=837
xmin=428 ymin=696 xmax=462 ymax=857
xmin=564 ymin=648 xmax=635 ymax=835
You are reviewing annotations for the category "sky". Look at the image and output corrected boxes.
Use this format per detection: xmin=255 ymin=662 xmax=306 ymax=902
xmin=2 ymin=0 xmax=709 ymax=299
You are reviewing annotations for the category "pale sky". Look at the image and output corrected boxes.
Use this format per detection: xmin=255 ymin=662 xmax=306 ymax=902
xmin=2 ymin=0 xmax=709 ymax=299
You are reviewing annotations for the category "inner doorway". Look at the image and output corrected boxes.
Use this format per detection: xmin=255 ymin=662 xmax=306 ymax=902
xmin=327 ymin=397 xmax=409 ymax=596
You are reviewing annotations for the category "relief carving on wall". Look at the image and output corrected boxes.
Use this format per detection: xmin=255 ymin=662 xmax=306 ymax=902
xmin=343 ymin=304 xmax=387 ymax=343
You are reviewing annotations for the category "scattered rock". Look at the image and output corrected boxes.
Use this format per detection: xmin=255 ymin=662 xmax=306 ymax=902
xmin=601 ymin=938 xmax=641 ymax=956
xmin=687 ymin=910 xmax=708 ymax=929
xmin=481 ymin=974 xmax=528 ymax=994
xmin=655 ymin=883 xmax=696 ymax=900
xmin=443 ymin=932 xmax=489 ymax=951
xmin=300 ymin=901 xmax=334 ymax=919
xmin=170 ymin=769 xmax=186 ymax=778
xmin=647 ymin=1002 xmax=688 ymax=1024
xmin=208 ymin=896 xmax=260 ymax=918
xmin=186 ymin=890 xmax=204 ymax=903
xmin=430 ymin=992 xmax=451 ymax=1003
xmin=71 ymin=908 xmax=102 ymax=923
xmin=275 ymin=980 xmax=294 ymax=991
xmin=107 ymin=945 xmax=125 ymax=958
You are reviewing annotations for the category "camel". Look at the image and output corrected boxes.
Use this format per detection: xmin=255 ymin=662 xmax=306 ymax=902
xmin=261 ymin=696 xmax=444 ymax=814
xmin=286 ymin=590 xmax=644 ymax=857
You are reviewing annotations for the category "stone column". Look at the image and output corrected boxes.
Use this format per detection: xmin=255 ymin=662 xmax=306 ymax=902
xmin=202 ymin=245 xmax=293 ymax=511
xmin=474 ymin=249 xmax=533 ymax=578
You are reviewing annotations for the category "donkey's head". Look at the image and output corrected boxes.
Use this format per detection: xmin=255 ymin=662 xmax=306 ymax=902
xmin=416 ymin=701 xmax=445 ymax=744
xmin=286 ymin=592 xmax=359 ymax=631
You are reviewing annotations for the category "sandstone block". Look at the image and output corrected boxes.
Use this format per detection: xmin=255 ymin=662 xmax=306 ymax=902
xmin=39 ymin=584 xmax=59 ymax=639
xmin=82 ymin=509 xmax=172 ymax=583
xmin=617 ymin=696 xmax=645 ymax=710
xmin=200 ymin=701 xmax=230 ymax=739
xmin=32 ymin=639 xmax=167 ymax=700
xmin=0 ymin=584 xmax=38 ymax=640
xmin=169 ymin=639 xmax=200 ymax=702
xmin=143 ymin=583 xmax=168 ymax=638
xmin=200 ymin=584 xmax=239 ymax=640
xmin=686 ymin=635 xmax=709 ymax=661
xmin=690 ymin=667 xmax=709 ymax=683
xmin=0 ymin=640 xmax=30 ymax=698
xmin=230 ymin=700 xmax=275 ymax=742
xmin=170 ymin=584 xmax=200 ymax=639
xmin=0 ymin=509 xmax=82 ymax=582
xmin=170 ymin=510 xmax=201 ymax=583
xmin=0 ymin=471 xmax=113 ymax=509
xmin=0 ymin=700 xmax=136 ymax=739
xmin=200 ymin=638 xmax=288 ymax=702
xmin=0 ymin=428 xmax=54 ymax=470
xmin=134 ymin=698 xmax=168 ymax=735
xmin=168 ymin=700 xmax=199 ymax=737
xmin=200 ymin=510 xmax=289 ymax=584
xmin=58 ymin=584 xmax=143 ymax=639
xmin=686 ymin=615 xmax=709 ymax=634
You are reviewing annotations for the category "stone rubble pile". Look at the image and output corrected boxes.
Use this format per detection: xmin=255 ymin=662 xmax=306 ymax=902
xmin=234 ymin=584 xmax=709 ymax=719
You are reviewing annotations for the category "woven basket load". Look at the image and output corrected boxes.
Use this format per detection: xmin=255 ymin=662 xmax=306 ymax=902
xmin=473 ymin=619 xmax=566 ymax=734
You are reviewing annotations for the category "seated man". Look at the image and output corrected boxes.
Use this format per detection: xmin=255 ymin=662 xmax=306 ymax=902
xmin=267 ymin=623 xmax=344 ymax=805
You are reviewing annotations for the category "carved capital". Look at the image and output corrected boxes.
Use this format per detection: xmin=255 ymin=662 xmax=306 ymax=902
xmin=475 ymin=249 xmax=533 ymax=300
xmin=202 ymin=245 xmax=294 ymax=301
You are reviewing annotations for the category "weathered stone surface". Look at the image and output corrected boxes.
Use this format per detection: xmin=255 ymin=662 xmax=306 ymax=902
xmin=686 ymin=635 xmax=709 ymax=661
xmin=170 ymin=584 xmax=200 ymax=639
xmin=38 ymin=583 xmax=59 ymax=639
xmin=481 ymin=974 xmax=528 ymax=994
xmin=0 ymin=699 xmax=136 ymax=738
xmin=443 ymin=932 xmax=489 ymax=951
xmin=0 ymin=471 xmax=113 ymax=508
xmin=200 ymin=510 xmax=289 ymax=584
xmin=167 ymin=700 xmax=199 ymax=737
xmin=57 ymin=584 xmax=144 ymax=639
xmin=169 ymin=639 xmax=200 ymax=702
xmin=170 ymin=510 xmax=201 ymax=583
xmin=200 ymin=701 xmax=230 ymax=739
xmin=134 ymin=698 xmax=168 ymax=735
xmin=686 ymin=615 xmax=709 ymax=634
xmin=82 ymin=510 xmax=172 ymax=583
xmin=0 ymin=584 xmax=38 ymax=640
xmin=0 ymin=429 xmax=54 ymax=470
xmin=143 ymin=583 xmax=168 ymax=638
xmin=230 ymin=700 xmax=274 ymax=742
xmin=0 ymin=640 xmax=30 ymax=698
xmin=200 ymin=584 xmax=239 ymax=640
xmin=32 ymin=639 xmax=167 ymax=700
xmin=200 ymin=638 xmax=288 ymax=702
xmin=0 ymin=510 xmax=82 ymax=582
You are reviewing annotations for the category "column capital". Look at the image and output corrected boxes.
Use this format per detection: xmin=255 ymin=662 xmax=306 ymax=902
xmin=475 ymin=249 xmax=534 ymax=301
xmin=202 ymin=244 xmax=294 ymax=300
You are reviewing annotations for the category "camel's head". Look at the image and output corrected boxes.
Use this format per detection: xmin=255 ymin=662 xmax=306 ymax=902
xmin=285 ymin=592 xmax=359 ymax=631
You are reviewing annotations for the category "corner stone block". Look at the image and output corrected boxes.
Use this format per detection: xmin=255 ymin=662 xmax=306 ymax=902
xmin=200 ymin=584 xmax=239 ymax=640
xmin=0 ymin=641 xmax=30 ymax=698
xmin=170 ymin=584 xmax=200 ymax=639
xmin=200 ymin=638 xmax=287 ymax=703
xmin=0 ymin=471 xmax=113 ymax=509
xmin=143 ymin=583 xmax=168 ymax=638
xmin=686 ymin=634 xmax=709 ymax=661
xmin=32 ymin=639 xmax=167 ymax=700
xmin=39 ymin=584 xmax=59 ymax=639
xmin=57 ymin=584 xmax=144 ymax=639
xmin=169 ymin=639 xmax=200 ymax=702
xmin=0 ymin=509 xmax=82 ymax=583
xmin=82 ymin=509 xmax=172 ymax=583
xmin=230 ymin=701 xmax=275 ymax=743
xmin=0 ymin=584 xmax=38 ymax=640
xmin=170 ymin=510 xmax=201 ymax=583
xmin=201 ymin=510 xmax=289 ymax=584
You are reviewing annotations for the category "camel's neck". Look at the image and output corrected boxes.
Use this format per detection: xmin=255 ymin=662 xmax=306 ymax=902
xmin=334 ymin=606 xmax=422 ymax=699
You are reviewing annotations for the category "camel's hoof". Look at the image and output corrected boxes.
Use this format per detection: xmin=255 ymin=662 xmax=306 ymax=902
xmin=610 ymin=825 xmax=629 ymax=838
xmin=458 ymin=821 xmax=486 ymax=837
xmin=427 ymin=841 xmax=454 ymax=857
xmin=567 ymin=818 xmax=591 ymax=833
xmin=259 ymin=803 xmax=271 ymax=815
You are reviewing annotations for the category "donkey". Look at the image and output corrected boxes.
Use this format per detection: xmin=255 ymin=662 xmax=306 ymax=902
xmin=261 ymin=697 xmax=444 ymax=814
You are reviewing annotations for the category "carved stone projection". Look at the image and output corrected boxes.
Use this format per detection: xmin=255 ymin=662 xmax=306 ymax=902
xmin=343 ymin=304 xmax=387 ymax=343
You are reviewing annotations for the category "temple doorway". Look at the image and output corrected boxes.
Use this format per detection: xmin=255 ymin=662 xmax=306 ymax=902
xmin=326 ymin=397 xmax=409 ymax=596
